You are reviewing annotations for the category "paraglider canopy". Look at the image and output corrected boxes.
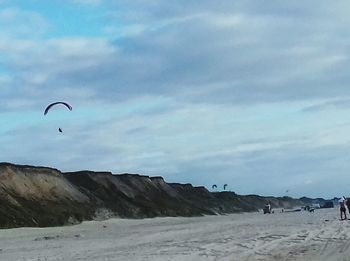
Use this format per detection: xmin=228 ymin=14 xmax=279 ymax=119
xmin=58 ymin=128 xmax=63 ymax=133
xmin=44 ymin=102 xmax=72 ymax=115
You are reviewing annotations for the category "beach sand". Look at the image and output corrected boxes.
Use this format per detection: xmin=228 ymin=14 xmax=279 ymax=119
xmin=0 ymin=208 xmax=349 ymax=261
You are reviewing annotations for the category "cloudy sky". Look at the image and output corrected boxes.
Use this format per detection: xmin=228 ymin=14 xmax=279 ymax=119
xmin=1 ymin=0 xmax=350 ymax=198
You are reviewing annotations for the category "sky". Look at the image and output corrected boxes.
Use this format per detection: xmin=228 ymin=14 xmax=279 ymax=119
xmin=1 ymin=1 xmax=350 ymax=198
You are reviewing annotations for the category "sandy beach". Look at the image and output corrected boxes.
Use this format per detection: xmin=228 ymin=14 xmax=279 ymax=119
xmin=0 ymin=208 xmax=349 ymax=261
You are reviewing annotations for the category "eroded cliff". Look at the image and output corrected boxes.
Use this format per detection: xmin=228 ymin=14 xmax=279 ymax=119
xmin=0 ymin=162 xmax=316 ymax=228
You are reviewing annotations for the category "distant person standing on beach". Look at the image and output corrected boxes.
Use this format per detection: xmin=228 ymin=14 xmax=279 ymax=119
xmin=346 ymin=197 xmax=350 ymax=215
xmin=339 ymin=196 xmax=347 ymax=220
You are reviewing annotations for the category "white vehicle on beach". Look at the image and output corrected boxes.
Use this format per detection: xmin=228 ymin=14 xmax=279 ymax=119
xmin=312 ymin=203 xmax=321 ymax=209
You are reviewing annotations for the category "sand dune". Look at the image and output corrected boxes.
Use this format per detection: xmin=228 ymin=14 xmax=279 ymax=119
xmin=0 ymin=208 xmax=349 ymax=261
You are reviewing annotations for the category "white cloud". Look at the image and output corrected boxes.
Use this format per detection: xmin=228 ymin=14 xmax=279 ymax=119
xmin=0 ymin=8 xmax=49 ymax=38
xmin=3 ymin=2 xmax=350 ymax=106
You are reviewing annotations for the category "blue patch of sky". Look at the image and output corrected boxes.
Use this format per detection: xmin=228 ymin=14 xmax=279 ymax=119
xmin=0 ymin=111 xmax=43 ymax=134
xmin=0 ymin=56 xmax=10 ymax=75
xmin=0 ymin=65 xmax=13 ymax=81
xmin=0 ymin=66 xmax=9 ymax=77
xmin=5 ymin=0 xmax=117 ymax=38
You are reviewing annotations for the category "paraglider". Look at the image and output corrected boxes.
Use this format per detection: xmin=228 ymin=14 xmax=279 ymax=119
xmin=223 ymin=184 xmax=228 ymax=190
xmin=44 ymin=102 xmax=72 ymax=115
xmin=44 ymin=101 xmax=72 ymax=133
xmin=212 ymin=184 xmax=217 ymax=189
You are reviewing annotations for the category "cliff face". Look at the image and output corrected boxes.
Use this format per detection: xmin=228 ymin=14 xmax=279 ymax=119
xmin=0 ymin=163 xmax=317 ymax=228
xmin=0 ymin=163 xmax=93 ymax=228
xmin=63 ymin=172 xmax=215 ymax=218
